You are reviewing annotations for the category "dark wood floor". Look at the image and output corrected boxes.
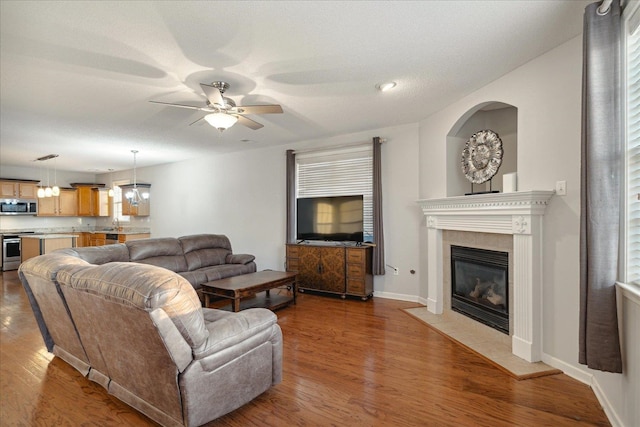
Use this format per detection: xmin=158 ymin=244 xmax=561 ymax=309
xmin=0 ymin=270 xmax=610 ymax=426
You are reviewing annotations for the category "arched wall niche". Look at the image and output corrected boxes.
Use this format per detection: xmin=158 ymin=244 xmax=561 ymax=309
xmin=446 ymin=101 xmax=518 ymax=196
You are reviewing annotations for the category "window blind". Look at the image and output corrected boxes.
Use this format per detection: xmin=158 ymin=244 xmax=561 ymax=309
xmin=625 ymin=3 xmax=640 ymax=285
xmin=296 ymin=145 xmax=373 ymax=241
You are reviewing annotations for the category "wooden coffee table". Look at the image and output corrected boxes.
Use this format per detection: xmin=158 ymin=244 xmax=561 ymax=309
xmin=201 ymin=270 xmax=297 ymax=312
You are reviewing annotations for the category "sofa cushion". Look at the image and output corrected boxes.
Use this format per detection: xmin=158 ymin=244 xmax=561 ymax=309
xmin=179 ymin=234 xmax=232 ymax=271
xmin=200 ymin=263 xmax=257 ymax=282
xmin=58 ymin=244 xmax=130 ymax=265
xmin=178 ymin=270 xmax=208 ymax=290
xmin=126 ymin=238 xmax=188 ymax=273
xmin=57 ymin=262 xmax=208 ymax=349
xmin=226 ymin=253 xmax=256 ymax=264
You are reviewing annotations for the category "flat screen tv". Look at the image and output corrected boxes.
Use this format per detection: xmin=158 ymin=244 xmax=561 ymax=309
xmin=296 ymin=195 xmax=364 ymax=243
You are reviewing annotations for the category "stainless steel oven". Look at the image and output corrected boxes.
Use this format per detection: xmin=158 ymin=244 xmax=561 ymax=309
xmin=2 ymin=235 xmax=21 ymax=271
xmin=2 ymin=232 xmax=36 ymax=271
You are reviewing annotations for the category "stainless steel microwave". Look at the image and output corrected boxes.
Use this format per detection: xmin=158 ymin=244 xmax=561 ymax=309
xmin=0 ymin=199 xmax=38 ymax=215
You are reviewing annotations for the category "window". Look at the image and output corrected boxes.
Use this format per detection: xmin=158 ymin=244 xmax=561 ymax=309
xmin=112 ymin=180 xmax=130 ymax=222
xmin=624 ymin=1 xmax=640 ymax=286
xmin=296 ymin=145 xmax=373 ymax=241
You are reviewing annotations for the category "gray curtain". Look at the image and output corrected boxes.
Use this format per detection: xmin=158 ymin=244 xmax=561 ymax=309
xmin=286 ymin=149 xmax=296 ymax=243
xmin=372 ymin=137 xmax=385 ymax=275
xmin=579 ymin=0 xmax=623 ymax=373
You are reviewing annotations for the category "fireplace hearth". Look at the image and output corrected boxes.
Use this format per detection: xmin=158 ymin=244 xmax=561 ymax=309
xmin=451 ymin=245 xmax=509 ymax=334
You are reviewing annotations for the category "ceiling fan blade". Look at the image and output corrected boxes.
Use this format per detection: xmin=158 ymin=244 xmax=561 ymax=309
xmin=149 ymin=100 xmax=203 ymax=110
xmin=236 ymin=115 xmax=264 ymax=130
xmin=188 ymin=116 xmax=206 ymax=126
xmin=200 ymin=83 xmax=225 ymax=108
xmin=236 ymin=105 xmax=283 ymax=115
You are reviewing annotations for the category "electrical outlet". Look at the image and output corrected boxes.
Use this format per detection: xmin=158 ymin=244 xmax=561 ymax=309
xmin=555 ymin=180 xmax=567 ymax=196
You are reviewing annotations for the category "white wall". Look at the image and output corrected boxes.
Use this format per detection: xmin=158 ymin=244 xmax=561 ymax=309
xmin=418 ymin=35 xmax=638 ymax=427
xmin=110 ymin=123 xmax=422 ymax=300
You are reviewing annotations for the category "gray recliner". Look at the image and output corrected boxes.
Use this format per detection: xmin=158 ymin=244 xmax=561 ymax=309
xmin=19 ymin=250 xmax=282 ymax=426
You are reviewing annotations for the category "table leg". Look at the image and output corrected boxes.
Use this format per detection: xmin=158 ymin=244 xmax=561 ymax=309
xmin=292 ymin=280 xmax=297 ymax=305
xmin=233 ymin=298 xmax=241 ymax=312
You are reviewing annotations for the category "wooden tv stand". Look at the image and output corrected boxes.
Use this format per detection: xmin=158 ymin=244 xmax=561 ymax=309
xmin=285 ymin=243 xmax=373 ymax=300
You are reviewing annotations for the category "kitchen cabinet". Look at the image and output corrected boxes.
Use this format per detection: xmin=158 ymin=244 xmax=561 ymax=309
xmin=88 ymin=233 xmax=107 ymax=246
xmin=0 ymin=180 xmax=38 ymax=199
xmin=75 ymin=232 xmax=90 ymax=247
xmin=37 ymin=188 xmax=78 ymax=216
xmin=73 ymin=184 xmax=111 ymax=217
xmin=286 ymin=244 xmax=373 ymax=299
xmin=120 ymin=184 xmax=151 ymax=216
xmin=87 ymin=232 xmax=150 ymax=246
xmin=21 ymin=234 xmax=78 ymax=262
xmin=118 ymin=233 xmax=150 ymax=243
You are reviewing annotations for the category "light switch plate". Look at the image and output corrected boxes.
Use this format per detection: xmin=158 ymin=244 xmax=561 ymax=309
xmin=555 ymin=180 xmax=567 ymax=196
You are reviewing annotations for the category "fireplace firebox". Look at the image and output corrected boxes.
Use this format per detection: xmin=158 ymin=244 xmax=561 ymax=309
xmin=450 ymin=245 xmax=509 ymax=334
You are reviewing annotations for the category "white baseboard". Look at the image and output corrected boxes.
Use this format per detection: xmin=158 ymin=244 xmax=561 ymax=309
xmin=417 ymin=296 xmax=429 ymax=306
xmin=590 ymin=379 xmax=623 ymax=427
xmin=373 ymin=290 xmax=420 ymax=302
xmin=542 ymin=353 xmax=622 ymax=427
xmin=542 ymin=353 xmax=592 ymax=384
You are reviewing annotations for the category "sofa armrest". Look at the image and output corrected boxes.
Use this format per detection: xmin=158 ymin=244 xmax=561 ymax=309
xmin=226 ymin=253 xmax=255 ymax=265
xmin=194 ymin=308 xmax=277 ymax=370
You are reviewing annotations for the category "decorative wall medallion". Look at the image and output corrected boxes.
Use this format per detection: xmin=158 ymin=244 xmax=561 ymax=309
xmin=427 ymin=216 xmax=436 ymax=228
xmin=461 ymin=129 xmax=504 ymax=184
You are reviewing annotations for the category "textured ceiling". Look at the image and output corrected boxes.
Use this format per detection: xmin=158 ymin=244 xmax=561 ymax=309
xmin=0 ymin=0 xmax=590 ymax=173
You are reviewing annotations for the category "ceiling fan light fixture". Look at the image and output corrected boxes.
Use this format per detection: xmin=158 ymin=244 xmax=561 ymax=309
xmin=376 ymin=81 xmax=397 ymax=92
xmin=204 ymin=112 xmax=238 ymax=132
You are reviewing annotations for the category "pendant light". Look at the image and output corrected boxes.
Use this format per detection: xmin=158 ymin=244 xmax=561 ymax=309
xmin=44 ymin=161 xmax=52 ymax=197
xmin=51 ymin=155 xmax=60 ymax=196
xmin=125 ymin=150 xmax=149 ymax=206
xmin=37 ymin=160 xmax=45 ymax=198
xmin=35 ymin=154 xmax=59 ymax=197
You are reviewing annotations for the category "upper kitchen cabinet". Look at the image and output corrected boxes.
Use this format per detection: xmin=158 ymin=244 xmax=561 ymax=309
xmin=120 ymin=183 xmax=150 ymax=216
xmin=72 ymin=184 xmax=111 ymax=217
xmin=38 ymin=188 xmax=78 ymax=216
xmin=0 ymin=179 xmax=39 ymax=199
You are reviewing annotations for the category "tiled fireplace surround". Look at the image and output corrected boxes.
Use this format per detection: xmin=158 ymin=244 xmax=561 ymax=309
xmin=418 ymin=191 xmax=555 ymax=362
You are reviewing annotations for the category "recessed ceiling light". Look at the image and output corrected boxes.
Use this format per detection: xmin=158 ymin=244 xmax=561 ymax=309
xmin=376 ymin=81 xmax=397 ymax=92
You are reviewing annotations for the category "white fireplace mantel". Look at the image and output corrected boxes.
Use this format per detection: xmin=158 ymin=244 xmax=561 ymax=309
xmin=417 ymin=190 xmax=555 ymax=362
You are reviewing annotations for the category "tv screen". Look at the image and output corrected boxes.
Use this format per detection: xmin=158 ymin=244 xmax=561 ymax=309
xmin=296 ymin=195 xmax=364 ymax=243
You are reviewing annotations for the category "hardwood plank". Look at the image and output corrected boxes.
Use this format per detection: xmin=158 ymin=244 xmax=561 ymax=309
xmin=0 ymin=271 xmax=610 ymax=426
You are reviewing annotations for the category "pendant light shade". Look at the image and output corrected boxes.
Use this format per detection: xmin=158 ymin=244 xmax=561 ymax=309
xmin=125 ymin=150 xmax=149 ymax=207
xmin=51 ymin=156 xmax=60 ymax=196
xmin=204 ymin=113 xmax=238 ymax=132
xmin=35 ymin=154 xmax=59 ymax=198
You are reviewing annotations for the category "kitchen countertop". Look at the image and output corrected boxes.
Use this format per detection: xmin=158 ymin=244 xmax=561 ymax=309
xmin=1 ymin=228 xmax=150 ymax=236
xmin=20 ymin=234 xmax=79 ymax=239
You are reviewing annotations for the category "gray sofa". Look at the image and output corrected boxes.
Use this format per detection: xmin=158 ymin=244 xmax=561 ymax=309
xmin=18 ymin=234 xmax=282 ymax=427
xmin=67 ymin=233 xmax=257 ymax=300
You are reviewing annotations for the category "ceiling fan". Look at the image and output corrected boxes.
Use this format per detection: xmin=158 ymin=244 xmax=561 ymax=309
xmin=150 ymin=81 xmax=283 ymax=132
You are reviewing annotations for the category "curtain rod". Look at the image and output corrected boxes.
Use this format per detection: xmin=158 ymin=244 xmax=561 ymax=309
xmin=292 ymin=138 xmax=386 ymax=155
xmin=598 ymin=0 xmax=613 ymax=15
